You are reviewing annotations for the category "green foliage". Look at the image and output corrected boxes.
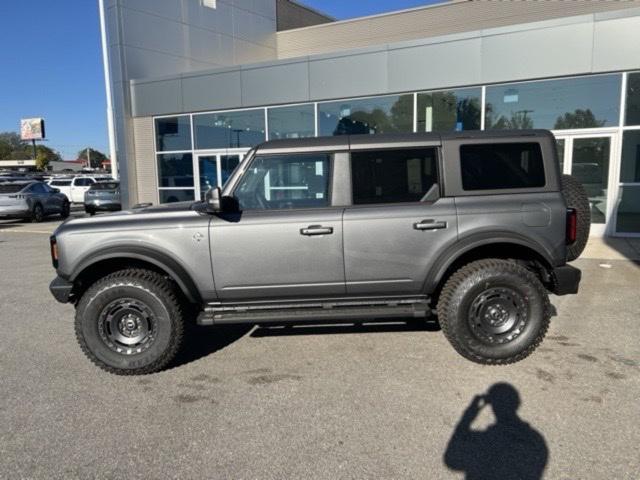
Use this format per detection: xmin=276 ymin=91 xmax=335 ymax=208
xmin=0 ymin=131 xmax=62 ymax=163
xmin=36 ymin=151 xmax=50 ymax=171
xmin=554 ymin=109 xmax=605 ymax=129
xmin=77 ymin=148 xmax=108 ymax=169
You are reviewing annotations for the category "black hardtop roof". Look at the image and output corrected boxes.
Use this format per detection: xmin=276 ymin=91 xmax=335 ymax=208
xmin=255 ymin=129 xmax=552 ymax=152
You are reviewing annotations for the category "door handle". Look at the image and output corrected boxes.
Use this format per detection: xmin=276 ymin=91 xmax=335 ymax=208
xmin=300 ymin=225 xmax=334 ymax=236
xmin=414 ymin=219 xmax=447 ymax=231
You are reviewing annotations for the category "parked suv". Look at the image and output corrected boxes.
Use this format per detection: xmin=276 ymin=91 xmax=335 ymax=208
xmin=49 ymin=131 xmax=589 ymax=375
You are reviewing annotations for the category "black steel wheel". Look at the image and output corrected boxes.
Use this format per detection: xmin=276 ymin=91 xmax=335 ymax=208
xmin=75 ymin=269 xmax=184 ymax=375
xmin=437 ymin=259 xmax=551 ymax=365
xmin=31 ymin=203 xmax=44 ymax=223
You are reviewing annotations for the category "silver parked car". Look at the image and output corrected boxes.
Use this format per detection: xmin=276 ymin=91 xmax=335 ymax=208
xmin=0 ymin=181 xmax=70 ymax=222
xmin=84 ymin=181 xmax=121 ymax=215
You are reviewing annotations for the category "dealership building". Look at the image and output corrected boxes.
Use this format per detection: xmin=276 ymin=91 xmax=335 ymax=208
xmin=100 ymin=0 xmax=640 ymax=236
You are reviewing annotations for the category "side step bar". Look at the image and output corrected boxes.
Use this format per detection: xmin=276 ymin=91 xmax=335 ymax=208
xmin=197 ymin=299 xmax=431 ymax=326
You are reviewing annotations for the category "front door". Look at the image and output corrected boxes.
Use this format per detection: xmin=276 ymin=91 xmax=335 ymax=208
xmin=554 ymin=132 xmax=618 ymax=236
xmin=195 ymin=152 xmax=243 ymax=200
xmin=209 ymin=151 xmax=345 ymax=301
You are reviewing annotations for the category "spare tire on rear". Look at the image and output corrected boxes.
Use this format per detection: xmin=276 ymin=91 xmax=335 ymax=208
xmin=561 ymin=174 xmax=590 ymax=261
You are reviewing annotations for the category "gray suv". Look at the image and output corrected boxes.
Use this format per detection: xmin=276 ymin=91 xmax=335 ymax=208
xmin=49 ymin=130 xmax=589 ymax=375
xmin=0 ymin=181 xmax=70 ymax=222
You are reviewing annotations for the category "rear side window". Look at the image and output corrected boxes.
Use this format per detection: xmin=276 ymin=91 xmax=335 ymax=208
xmin=0 ymin=184 xmax=24 ymax=194
xmin=91 ymin=182 xmax=119 ymax=190
xmin=460 ymin=143 xmax=545 ymax=190
xmin=74 ymin=178 xmax=95 ymax=187
xmin=351 ymin=148 xmax=438 ymax=205
xmin=51 ymin=180 xmax=72 ymax=186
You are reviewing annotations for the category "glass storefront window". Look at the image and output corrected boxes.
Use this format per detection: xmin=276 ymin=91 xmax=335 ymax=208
xmin=625 ymin=72 xmax=640 ymax=126
xmin=485 ymin=75 xmax=621 ymax=130
xmin=318 ymin=94 xmax=413 ymax=136
xmin=194 ymin=110 xmax=265 ymax=149
xmin=556 ymin=139 xmax=565 ymax=173
xmin=268 ymin=104 xmax=315 ymax=139
xmin=572 ymin=138 xmax=610 ymax=224
xmin=416 ymin=88 xmax=481 ymax=132
xmin=620 ymin=131 xmax=640 ymax=183
xmin=616 ymin=185 xmax=640 ymax=233
xmin=155 ymin=116 xmax=192 ymax=152
xmin=157 ymin=153 xmax=194 ymax=188
xmin=159 ymin=189 xmax=195 ymax=204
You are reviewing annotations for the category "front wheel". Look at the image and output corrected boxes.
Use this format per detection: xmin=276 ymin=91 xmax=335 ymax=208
xmin=31 ymin=203 xmax=44 ymax=223
xmin=60 ymin=200 xmax=70 ymax=219
xmin=75 ymin=269 xmax=185 ymax=375
xmin=437 ymin=259 xmax=551 ymax=365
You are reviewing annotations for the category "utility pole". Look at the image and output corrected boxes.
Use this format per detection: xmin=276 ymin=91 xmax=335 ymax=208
xmin=86 ymin=147 xmax=91 ymax=169
xmin=32 ymin=139 xmax=37 ymax=161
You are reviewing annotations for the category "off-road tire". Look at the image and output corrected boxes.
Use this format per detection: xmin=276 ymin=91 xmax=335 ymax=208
xmin=437 ymin=259 xmax=551 ymax=365
xmin=75 ymin=269 xmax=184 ymax=375
xmin=31 ymin=203 xmax=44 ymax=223
xmin=561 ymin=174 xmax=590 ymax=261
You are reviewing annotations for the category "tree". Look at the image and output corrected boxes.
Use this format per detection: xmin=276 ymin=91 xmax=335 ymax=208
xmin=36 ymin=151 xmax=50 ymax=171
xmin=77 ymin=148 xmax=108 ymax=169
xmin=0 ymin=131 xmax=62 ymax=163
xmin=554 ymin=109 xmax=605 ymax=129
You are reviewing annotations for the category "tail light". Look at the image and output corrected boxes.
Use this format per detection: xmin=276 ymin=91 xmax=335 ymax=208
xmin=566 ymin=208 xmax=577 ymax=245
xmin=50 ymin=236 xmax=59 ymax=268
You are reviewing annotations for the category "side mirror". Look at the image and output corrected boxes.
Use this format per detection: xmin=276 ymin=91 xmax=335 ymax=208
xmin=205 ymin=186 xmax=222 ymax=213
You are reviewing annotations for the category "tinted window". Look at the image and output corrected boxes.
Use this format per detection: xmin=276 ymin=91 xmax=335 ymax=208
xmin=91 ymin=182 xmax=120 ymax=190
xmin=318 ymin=94 xmax=413 ymax=136
xmin=351 ymin=149 xmax=438 ymax=205
xmin=460 ymin=143 xmax=545 ymax=190
xmin=417 ymin=88 xmax=481 ymax=132
xmin=74 ymin=178 xmax=94 ymax=187
xmin=616 ymin=185 xmax=640 ymax=233
xmin=155 ymin=116 xmax=192 ymax=152
xmin=194 ymin=110 xmax=265 ymax=149
xmin=234 ymin=154 xmax=331 ymax=210
xmin=268 ymin=104 xmax=315 ymax=140
xmin=625 ymin=72 xmax=640 ymax=126
xmin=157 ymin=153 xmax=194 ymax=188
xmin=485 ymin=75 xmax=621 ymax=130
xmin=29 ymin=183 xmax=47 ymax=193
xmin=50 ymin=180 xmax=72 ymax=186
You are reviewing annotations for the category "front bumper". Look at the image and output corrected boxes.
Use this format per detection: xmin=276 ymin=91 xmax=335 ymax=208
xmin=551 ymin=265 xmax=581 ymax=296
xmin=49 ymin=276 xmax=74 ymax=303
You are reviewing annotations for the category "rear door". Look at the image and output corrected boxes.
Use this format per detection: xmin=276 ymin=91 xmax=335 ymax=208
xmin=210 ymin=151 xmax=346 ymax=300
xmin=343 ymin=146 xmax=458 ymax=295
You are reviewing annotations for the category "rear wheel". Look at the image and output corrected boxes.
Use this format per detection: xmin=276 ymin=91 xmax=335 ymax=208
xmin=437 ymin=259 xmax=551 ymax=365
xmin=561 ymin=174 xmax=590 ymax=261
xmin=31 ymin=203 xmax=44 ymax=223
xmin=75 ymin=269 xmax=184 ymax=375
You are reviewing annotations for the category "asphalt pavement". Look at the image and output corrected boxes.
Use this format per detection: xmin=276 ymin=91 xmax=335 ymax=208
xmin=0 ymin=214 xmax=639 ymax=479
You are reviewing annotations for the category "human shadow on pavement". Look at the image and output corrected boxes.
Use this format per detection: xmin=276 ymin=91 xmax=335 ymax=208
xmin=444 ymin=383 xmax=548 ymax=480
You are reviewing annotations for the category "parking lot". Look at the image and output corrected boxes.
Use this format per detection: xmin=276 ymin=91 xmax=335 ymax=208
xmin=1 ymin=214 xmax=639 ymax=479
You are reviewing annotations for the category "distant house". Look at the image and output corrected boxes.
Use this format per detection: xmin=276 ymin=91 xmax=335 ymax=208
xmin=49 ymin=159 xmax=86 ymax=173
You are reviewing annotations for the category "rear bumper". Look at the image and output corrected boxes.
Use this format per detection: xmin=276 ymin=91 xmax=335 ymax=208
xmin=551 ymin=265 xmax=581 ymax=296
xmin=49 ymin=276 xmax=74 ymax=303
xmin=84 ymin=200 xmax=121 ymax=211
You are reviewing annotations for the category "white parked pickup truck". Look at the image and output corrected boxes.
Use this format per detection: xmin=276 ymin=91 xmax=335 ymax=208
xmin=48 ymin=176 xmax=110 ymax=204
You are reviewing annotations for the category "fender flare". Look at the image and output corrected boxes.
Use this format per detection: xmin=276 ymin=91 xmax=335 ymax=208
xmin=69 ymin=245 xmax=202 ymax=304
xmin=423 ymin=231 xmax=555 ymax=294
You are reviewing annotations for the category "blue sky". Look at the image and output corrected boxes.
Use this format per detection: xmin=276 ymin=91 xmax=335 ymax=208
xmin=0 ymin=0 xmax=437 ymax=159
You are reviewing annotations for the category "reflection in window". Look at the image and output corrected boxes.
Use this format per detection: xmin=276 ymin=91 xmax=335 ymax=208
xmin=351 ymin=148 xmax=438 ymax=205
xmin=572 ymin=138 xmax=610 ymax=224
xmin=460 ymin=143 xmax=545 ymax=190
xmin=620 ymin=131 xmax=640 ymax=183
xmin=625 ymin=72 xmax=640 ymax=126
xmin=155 ymin=116 xmax=192 ymax=152
xmin=159 ymin=189 xmax=195 ymax=204
xmin=268 ymin=104 xmax=315 ymax=139
xmin=556 ymin=139 xmax=565 ymax=173
xmin=157 ymin=153 xmax=194 ymax=188
xmin=194 ymin=110 xmax=265 ymax=149
xmin=616 ymin=185 xmax=640 ymax=233
xmin=417 ymin=88 xmax=481 ymax=132
xmin=485 ymin=75 xmax=621 ymax=130
xmin=318 ymin=95 xmax=413 ymax=136
xmin=234 ymin=154 xmax=331 ymax=210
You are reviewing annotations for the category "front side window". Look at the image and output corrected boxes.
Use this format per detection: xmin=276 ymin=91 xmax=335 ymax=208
xmin=460 ymin=143 xmax=545 ymax=191
xmin=351 ymin=148 xmax=438 ymax=205
xmin=234 ymin=154 xmax=331 ymax=210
